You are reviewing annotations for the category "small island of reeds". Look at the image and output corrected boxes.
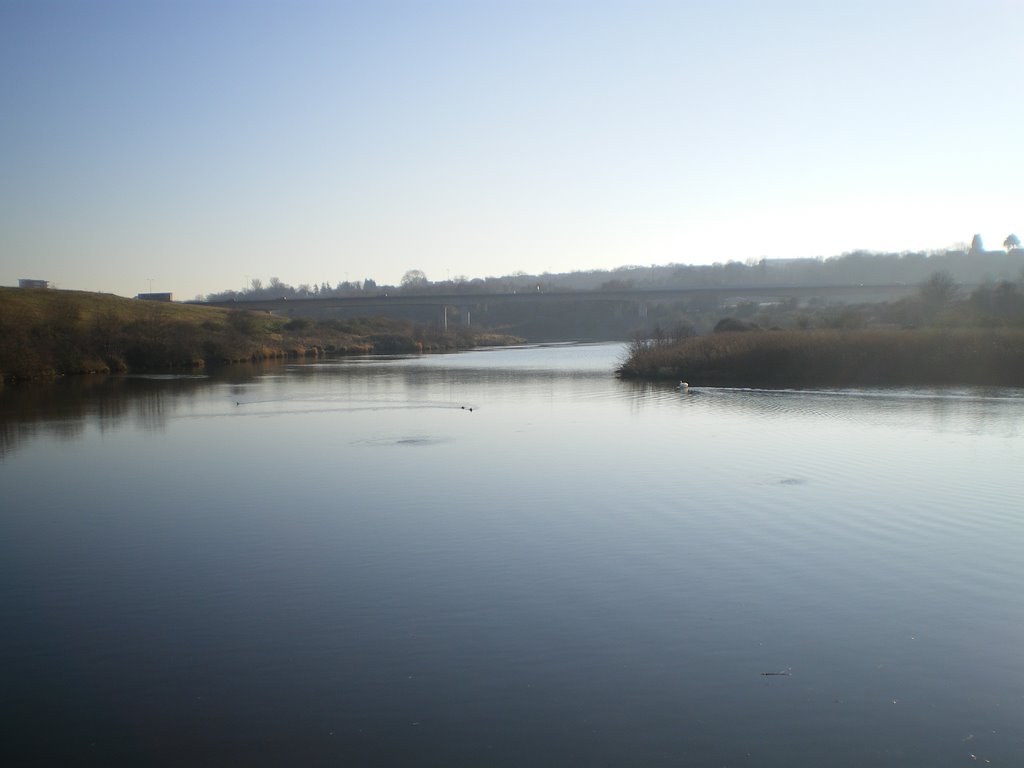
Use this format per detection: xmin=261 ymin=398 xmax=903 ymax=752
xmin=617 ymin=327 xmax=1024 ymax=388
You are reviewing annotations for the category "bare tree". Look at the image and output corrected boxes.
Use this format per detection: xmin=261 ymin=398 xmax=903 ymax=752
xmin=401 ymin=269 xmax=429 ymax=288
xmin=919 ymin=271 xmax=959 ymax=318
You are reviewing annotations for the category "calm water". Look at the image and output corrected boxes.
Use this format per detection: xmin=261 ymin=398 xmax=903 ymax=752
xmin=3 ymin=343 xmax=1024 ymax=766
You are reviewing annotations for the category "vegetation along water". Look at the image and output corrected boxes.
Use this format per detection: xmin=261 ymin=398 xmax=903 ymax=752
xmin=0 ymin=287 xmax=520 ymax=381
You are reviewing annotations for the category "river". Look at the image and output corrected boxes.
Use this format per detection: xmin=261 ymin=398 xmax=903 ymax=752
xmin=3 ymin=342 xmax=1024 ymax=766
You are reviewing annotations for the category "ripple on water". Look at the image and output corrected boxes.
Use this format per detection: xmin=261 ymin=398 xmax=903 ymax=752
xmin=362 ymin=435 xmax=449 ymax=447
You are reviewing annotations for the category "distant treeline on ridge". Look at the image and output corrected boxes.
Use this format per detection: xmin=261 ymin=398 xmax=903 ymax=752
xmin=204 ymin=238 xmax=1024 ymax=302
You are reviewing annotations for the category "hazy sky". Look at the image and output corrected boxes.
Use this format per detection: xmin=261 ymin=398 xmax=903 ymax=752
xmin=2 ymin=0 xmax=1023 ymax=299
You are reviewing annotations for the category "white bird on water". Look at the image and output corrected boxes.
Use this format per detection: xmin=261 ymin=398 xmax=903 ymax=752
xmin=676 ymin=381 xmax=689 ymax=393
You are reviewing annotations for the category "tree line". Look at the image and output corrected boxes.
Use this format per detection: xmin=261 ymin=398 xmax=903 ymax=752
xmin=204 ymin=235 xmax=1024 ymax=303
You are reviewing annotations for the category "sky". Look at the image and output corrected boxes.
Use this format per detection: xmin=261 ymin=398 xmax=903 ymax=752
xmin=2 ymin=0 xmax=1023 ymax=299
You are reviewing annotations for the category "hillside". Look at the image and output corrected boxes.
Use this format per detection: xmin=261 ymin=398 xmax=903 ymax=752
xmin=0 ymin=288 xmax=518 ymax=381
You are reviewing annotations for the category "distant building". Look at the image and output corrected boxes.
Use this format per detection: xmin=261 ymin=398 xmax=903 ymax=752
xmin=18 ymin=279 xmax=49 ymax=289
xmin=136 ymin=292 xmax=173 ymax=302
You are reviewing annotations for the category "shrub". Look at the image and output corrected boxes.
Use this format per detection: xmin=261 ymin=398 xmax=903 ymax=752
xmin=713 ymin=317 xmax=760 ymax=333
xmin=226 ymin=310 xmax=261 ymax=335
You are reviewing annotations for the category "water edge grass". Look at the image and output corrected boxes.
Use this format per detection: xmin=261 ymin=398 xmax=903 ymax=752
xmin=0 ymin=288 xmax=521 ymax=381
xmin=616 ymin=328 xmax=1024 ymax=388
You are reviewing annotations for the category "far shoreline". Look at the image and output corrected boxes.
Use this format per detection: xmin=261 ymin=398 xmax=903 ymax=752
xmin=616 ymin=328 xmax=1024 ymax=389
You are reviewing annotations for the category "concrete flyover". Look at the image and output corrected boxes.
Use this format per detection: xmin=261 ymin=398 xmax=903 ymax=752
xmin=203 ymin=283 xmax=920 ymax=315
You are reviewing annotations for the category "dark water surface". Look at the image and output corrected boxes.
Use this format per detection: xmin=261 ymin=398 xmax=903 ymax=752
xmin=3 ymin=343 xmax=1024 ymax=766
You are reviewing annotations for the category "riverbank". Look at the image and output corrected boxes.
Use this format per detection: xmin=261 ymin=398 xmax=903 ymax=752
xmin=0 ymin=288 xmax=521 ymax=381
xmin=616 ymin=328 xmax=1024 ymax=388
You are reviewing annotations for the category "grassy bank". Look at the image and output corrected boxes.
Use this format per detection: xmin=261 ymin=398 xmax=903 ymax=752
xmin=617 ymin=328 xmax=1024 ymax=388
xmin=0 ymin=288 xmax=520 ymax=381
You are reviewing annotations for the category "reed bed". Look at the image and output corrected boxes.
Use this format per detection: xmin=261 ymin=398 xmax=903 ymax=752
xmin=617 ymin=328 xmax=1024 ymax=388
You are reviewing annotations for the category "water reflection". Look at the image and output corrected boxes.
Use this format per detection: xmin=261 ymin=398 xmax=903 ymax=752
xmin=5 ymin=345 xmax=1024 ymax=460
xmin=674 ymin=385 xmax=1024 ymax=438
xmin=1 ymin=375 xmax=207 ymax=458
